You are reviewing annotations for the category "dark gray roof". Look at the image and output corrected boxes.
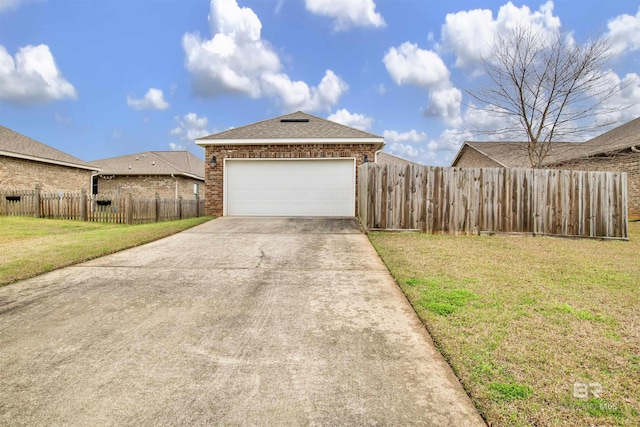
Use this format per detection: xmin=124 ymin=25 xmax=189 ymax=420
xmin=377 ymin=152 xmax=419 ymax=166
xmin=0 ymin=125 xmax=97 ymax=170
xmin=553 ymin=116 xmax=640 ymax=164
xmin=196 ymin=111 xmax=383 ymax=142
xmin=91 ymin=151 xmax=204 ymax=180
xmin=453 ymin=117 xmax=640 ymax=167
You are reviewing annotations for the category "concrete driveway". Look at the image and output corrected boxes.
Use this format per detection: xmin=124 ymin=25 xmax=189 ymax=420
xmin=0 ymin=217 xmax=485 ymax=426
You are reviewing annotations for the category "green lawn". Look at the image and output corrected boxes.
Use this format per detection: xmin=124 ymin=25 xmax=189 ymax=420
xmin=0 ymin=216 xmax=212 ymax=286
xmin=369 ymin=222 xmax=640 ymax=427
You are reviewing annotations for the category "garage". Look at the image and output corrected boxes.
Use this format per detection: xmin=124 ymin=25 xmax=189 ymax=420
xmin=195 ymin=111 xmax=385 ymax=217
xmin=225 ymin=159 xmax=355 ymax=217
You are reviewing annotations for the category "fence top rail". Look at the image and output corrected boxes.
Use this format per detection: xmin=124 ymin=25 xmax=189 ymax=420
xmin=359 ymin=163 xmax=628 ymax=179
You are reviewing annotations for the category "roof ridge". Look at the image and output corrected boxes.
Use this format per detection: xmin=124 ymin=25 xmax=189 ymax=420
xmin=196 ymin=110 xmax=384 ymax=141
xmin=195 ymin=111 xmax=308 ymax=140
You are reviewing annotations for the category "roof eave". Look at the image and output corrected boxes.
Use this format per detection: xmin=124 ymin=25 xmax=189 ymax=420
xmin=195 ymin=137 xmax=385 ymax=149
xmin=1 ymin=150 xmax=101 ymax=171
xmin=450 ymin=142 xmax=470 ymax=167
xmin=97 ymin=171 xmax=204 ymax=180
xmin=463 ymin=143 xmax=510 ymax=167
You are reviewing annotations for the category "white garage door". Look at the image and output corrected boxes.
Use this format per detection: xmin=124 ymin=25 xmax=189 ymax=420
xmin=225 ymin=159 xmax=355 ymax=217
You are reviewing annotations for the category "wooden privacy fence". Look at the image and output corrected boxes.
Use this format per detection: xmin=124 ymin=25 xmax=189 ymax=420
xmin=358 ymin=164 xmax=628 ymax=239
xmin=0 ymin=187 xmax=206 ymax=224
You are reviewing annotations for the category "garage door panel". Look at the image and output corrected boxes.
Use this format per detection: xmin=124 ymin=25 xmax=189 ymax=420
xmin=226 ymin=159 xmax=355 ymax=217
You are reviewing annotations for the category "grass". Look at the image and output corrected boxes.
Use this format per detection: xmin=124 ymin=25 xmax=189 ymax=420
xmin=369 ymin=221 xmax=640 ymax=427
xmin=0 ymin=216 xmax=212 ymax=286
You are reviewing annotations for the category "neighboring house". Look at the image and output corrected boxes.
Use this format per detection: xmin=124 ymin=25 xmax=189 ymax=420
xmin=376 ymin=152 xmax=418 ymax=166
xmin=0 ymin=125 xmax=98 ymax=192
xmin=451 ymin=117 xmax=640 ymax=219
xmin=195 ymin=111 xmax=385 ymax=217
xmin=91 ymin=151 xmax=205 ymax=200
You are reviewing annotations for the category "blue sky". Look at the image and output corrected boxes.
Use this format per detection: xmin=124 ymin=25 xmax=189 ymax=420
xmin=1 ymin=0 xmax=639 ymax=165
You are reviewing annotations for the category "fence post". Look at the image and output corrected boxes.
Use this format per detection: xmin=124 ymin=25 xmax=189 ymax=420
xmin=33 ymin=184 xmax=41 ymax=218
xmin=80 ymin=189 xmax=88 ymax=221
xmin=195 ymin=193 xmax=200 ymax=217
xmin=178 ymin=195 xmax=183 ymax=220
xmin=155 ymin=193 xmax=160 ymax=222
xmin=125 ymin=193 xmax=133 ymax=225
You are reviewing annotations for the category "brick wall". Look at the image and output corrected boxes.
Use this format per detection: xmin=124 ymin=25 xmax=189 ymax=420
xmin=203 ymin=144 xmax=378 ymax=216
xmin=550 ymin=150 xmax=640 ymax=220
xmin=453 ymin=145 xmax=503 ymax=167
xmin=0 ymin=156 xmax=93 ymax=192
xmin=96 ymin=175 xmax=203 ymax=200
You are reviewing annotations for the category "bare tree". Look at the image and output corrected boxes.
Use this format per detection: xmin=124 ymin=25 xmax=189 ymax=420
xmin=468 ymin=25 xmax=621 ymax=167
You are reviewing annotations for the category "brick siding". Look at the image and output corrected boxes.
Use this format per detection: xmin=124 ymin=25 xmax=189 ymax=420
xmin=0 ymin=156 xmax=93 ymax=192
xmin=203 ymin=144 xmax=378 ymax=216
xmin=96 ymin=175 xmax=203 ymax=200
xmin=454 ymin=145 xmax=503 ymax=168
xmin=550 ymin=150 xmax=640 ymax=220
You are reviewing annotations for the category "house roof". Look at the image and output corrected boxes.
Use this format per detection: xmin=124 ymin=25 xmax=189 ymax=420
xmin=551 ymin=116 xmax=640 ymax=164
xmin=0 ymin=125 xmax=98 ymax=171
xmin=196 ymin=111 xmax=385 ymax=147
xmin=452 ymin=117 xmax=640 ymax=167
xmin=91 ymin=151 xmax=205 ymax=180
xmin=452 ymin=141 xmax=582 ymax=168
xmin=376 ymin=152 xmax=418 ymax=166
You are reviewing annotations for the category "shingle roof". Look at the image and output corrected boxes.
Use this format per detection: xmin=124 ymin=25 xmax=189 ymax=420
xmin=196 ymin=111 xmax=384 ymax=144
xmin=551 ymin=116 xmax=640 ymax=164
xmin=454 ymin=117 xmax=640 ymax=167
xmin=458 ymin=141 xmax=582 ymax=167
xmin=91 ymin=151 xmax=204 ymax=179
xmin=0 ymin=125 xmax=97 ymax=170
xmin=377 ymin=152 xmax=419 ymax=166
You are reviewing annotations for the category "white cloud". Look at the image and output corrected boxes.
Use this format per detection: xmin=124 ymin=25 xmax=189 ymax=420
xmin=183 ymin=0 xmax=346 ymax=112
xmin=383 ymin=127 xmax=471 ymax=165
xmin=327 ymin=108 xmax=373 ymax=131
xmin=0 ymin=44 xmax=77 ymax=104
xmin=440 ymin=1 xmax=561 ymax=72
xmin=169 ymin=143 xmax=187 ymax=151
xmin=305 ymin=0 xmax=385 ymax=31
xmin=383 ymin=41 xmax=463 ymax=123
xmin=383 ymin=42 xmax=450 ymax=90
xmin=388 ymin=143 xmax=420 ymax=159
xmin=594 ymin=72 xmax=640 ymax=125
xmin=607 ymin=8 xmax=640 ymax=54
xmin=170 ymin=113 xmax=211 ymax=142
xmin=262 ymin=69 xmax=348 ymax=112
xmin=127 ymin=88 xmax=170 ymax=110
xmin=425 ymin=87 xmax=462 ymax=126
xmin=383 ymin=130 xmax=427 ymax=162
xmin=383 ymin=129 xmax=427 ymax=144
xmin=0 ymin=0 xmax=22 ymax=12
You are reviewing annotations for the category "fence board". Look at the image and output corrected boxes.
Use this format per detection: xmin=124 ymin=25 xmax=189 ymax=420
xmin=1 ymin=187 xmax=206 ymax=224
xmin=358 ymin=164 xmax=628 ymax=239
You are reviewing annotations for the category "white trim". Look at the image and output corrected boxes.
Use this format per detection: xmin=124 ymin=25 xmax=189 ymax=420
xmin=1 ymin=150 xmax=100 ymax=171
xmin=196 ymin=137 xmax=384 ymax=146
xmin=223 ymin=157 xmax=357 ymax=217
